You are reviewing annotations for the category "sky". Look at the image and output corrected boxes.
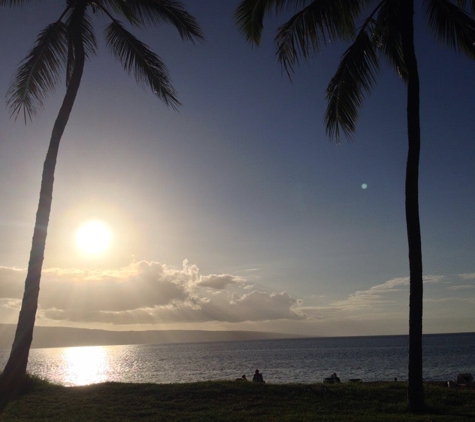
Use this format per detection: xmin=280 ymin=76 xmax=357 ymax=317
xmin=0 ymin=1 xmax=474 ymax=339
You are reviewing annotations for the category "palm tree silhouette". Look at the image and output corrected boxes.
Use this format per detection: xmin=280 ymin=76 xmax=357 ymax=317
xmin=0 ymin=0 xmax=203 ymax=396
xmin=235 ymin=0 xmax=475 ymax=412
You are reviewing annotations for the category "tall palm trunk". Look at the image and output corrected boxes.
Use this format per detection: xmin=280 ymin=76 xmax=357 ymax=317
xmin=0 ymin=6 xmax=86 ymax=397
xmin=400 ymin=0 xmax=424 ymax=413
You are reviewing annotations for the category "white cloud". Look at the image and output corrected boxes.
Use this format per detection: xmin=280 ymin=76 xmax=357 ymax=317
xmin=423 ymin=275 xmax=446 ymax=284
xmin=330 ymin=277 xmax=409 ymax=311
xmin=39 ymin=261 xmax=190 ymax=312
xmin=42 ymin=291 xmax=305 ymax=324
xmin=447 ymin=284 xmax=475 ymax=291
xmin=0 ymin=260 xmax=304 ymax=326
xmin=293 ymin=273 xmax=475 ymax=333
xmin=0 ymin=266 xmax=25 ymax=297
xmin=326 ymin=275 xmax=452 ymax=314
xmin=424 ymin=297 xmax=475 ymax=304
xmin=2 ymin=264 xmax=474 ymax=335
xmin=458 ymin=273 xmax=475 ymax=280
xmin=196 ymin=274 xmax=244 ymax=289
xmin=41 ymin=289 xmax=305 ymax=325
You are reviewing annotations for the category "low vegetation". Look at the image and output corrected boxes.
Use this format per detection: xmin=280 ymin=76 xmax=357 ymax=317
xmin=1 ymin=376 xmax=475 ymax=421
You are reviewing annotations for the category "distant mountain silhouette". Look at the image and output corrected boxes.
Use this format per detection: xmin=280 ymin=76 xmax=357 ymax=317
xmin=0 ymin=324 xmax=305 ymax=349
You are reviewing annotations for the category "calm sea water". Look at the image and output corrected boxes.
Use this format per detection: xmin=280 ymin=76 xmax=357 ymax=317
xmin=0 ymin=333 xmax=473 ymax=386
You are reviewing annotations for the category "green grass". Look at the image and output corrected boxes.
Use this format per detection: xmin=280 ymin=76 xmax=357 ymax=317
xmin=1 ymin=378 xmax=474 ymax=421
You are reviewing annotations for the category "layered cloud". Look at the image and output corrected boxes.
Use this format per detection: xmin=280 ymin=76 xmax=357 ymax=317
xmin=1 ymin=262 xmax=474 ymax=334
xmin=196 ymin=274 xmax=245 ymax=289
xmin=0 ymin=261 xmax=304 ymax=326
xmin=298 ymin=273 xmax=475 ymax=329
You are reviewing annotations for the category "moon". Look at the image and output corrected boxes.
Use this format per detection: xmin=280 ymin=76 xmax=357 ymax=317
xmin=75 ymin=221 xmax=112 ymax=255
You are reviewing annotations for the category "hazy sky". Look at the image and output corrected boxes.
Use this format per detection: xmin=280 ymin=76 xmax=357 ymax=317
xmin=0 ymin=1 xmax=474 ymax=338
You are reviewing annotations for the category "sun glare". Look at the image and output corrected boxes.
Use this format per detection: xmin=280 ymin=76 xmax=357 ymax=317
xmin=75 ymin=221 xmax=112 ymax=255
xmin=61 ymin=346 xmax=109 ymax=386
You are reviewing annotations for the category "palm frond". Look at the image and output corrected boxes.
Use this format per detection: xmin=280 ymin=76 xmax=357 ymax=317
xmin=234 ymin=0 xmax=280 ymax=45
xmin=106 ymin=20 xmax=180 ymax=108
xmin=109 ymin=0 xmax=204 ymax=42
xmin=6 ymin=21 xmax=68 ymax=121
xmin=455 ymin=0 xmax=475 ymax=14
xmin=325 ymin=27 xmax=379 ymax=141
xmin=276 ymin=0 xmax=364 ymax=74
xmin=96 ymin=0 xmax=141 ymax=26
xmin=424 ymin=0 xmax=475 ymax=60
xmin=372 ymin=0 xmax=408 ymax=81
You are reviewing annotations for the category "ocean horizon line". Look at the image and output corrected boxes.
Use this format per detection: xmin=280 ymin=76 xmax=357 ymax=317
xmin=1 ymin=323 xmax=474 ymax=350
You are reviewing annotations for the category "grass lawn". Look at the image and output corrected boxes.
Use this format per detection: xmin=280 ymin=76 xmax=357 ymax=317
xmin=1 ymin=378 xmax=474 ymax=421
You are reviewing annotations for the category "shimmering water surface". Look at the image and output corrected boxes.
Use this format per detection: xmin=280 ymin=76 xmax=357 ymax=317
xmin=1 ymin=333 xmax=473 ymax=386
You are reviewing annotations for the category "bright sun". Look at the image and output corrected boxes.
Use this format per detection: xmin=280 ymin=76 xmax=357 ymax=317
xmin=75 ymin=221 xmax=112 ymax=255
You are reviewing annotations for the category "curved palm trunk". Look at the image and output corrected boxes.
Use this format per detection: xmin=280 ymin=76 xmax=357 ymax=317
xmin=0 ymin=7 xmax=86 ymax=398
xmin=401 ymin=0 xmax=424 ymax=413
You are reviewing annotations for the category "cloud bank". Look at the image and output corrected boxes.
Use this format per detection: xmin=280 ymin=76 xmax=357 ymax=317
xmin=0 ymin=261 xmax=305 ymax=326
xmin=1 ymin=263 xmax=474 ymax=335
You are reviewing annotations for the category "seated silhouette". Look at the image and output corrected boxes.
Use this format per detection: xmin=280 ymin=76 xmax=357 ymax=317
xmin=324 ymin=372 xmax=341 ymax=383
xmin=252 ymin=369 xmax=264 ymax=383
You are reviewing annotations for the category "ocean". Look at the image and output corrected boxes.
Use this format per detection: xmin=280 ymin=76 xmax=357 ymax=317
xmin=0 ymin=333 xmax=473 ymax=387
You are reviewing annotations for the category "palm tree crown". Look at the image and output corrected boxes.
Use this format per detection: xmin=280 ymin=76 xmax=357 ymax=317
xmin=235 ymin=0 xmax=475 ymax=140
xmin=5 ymin=0 xmax=203 ymax=121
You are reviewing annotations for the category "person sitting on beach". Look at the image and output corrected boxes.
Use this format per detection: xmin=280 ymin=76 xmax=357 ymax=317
xmin=235 ymin=374 xmax=247 ymax=381
xmin=330 ymin=373 xmax=340 ymax=383
xmin=253 ymin=369 xmax=264 ymax=383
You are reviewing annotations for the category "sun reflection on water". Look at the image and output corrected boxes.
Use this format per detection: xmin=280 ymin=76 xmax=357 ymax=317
xmin=61 ymin=346 xmax=109 ymax=386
